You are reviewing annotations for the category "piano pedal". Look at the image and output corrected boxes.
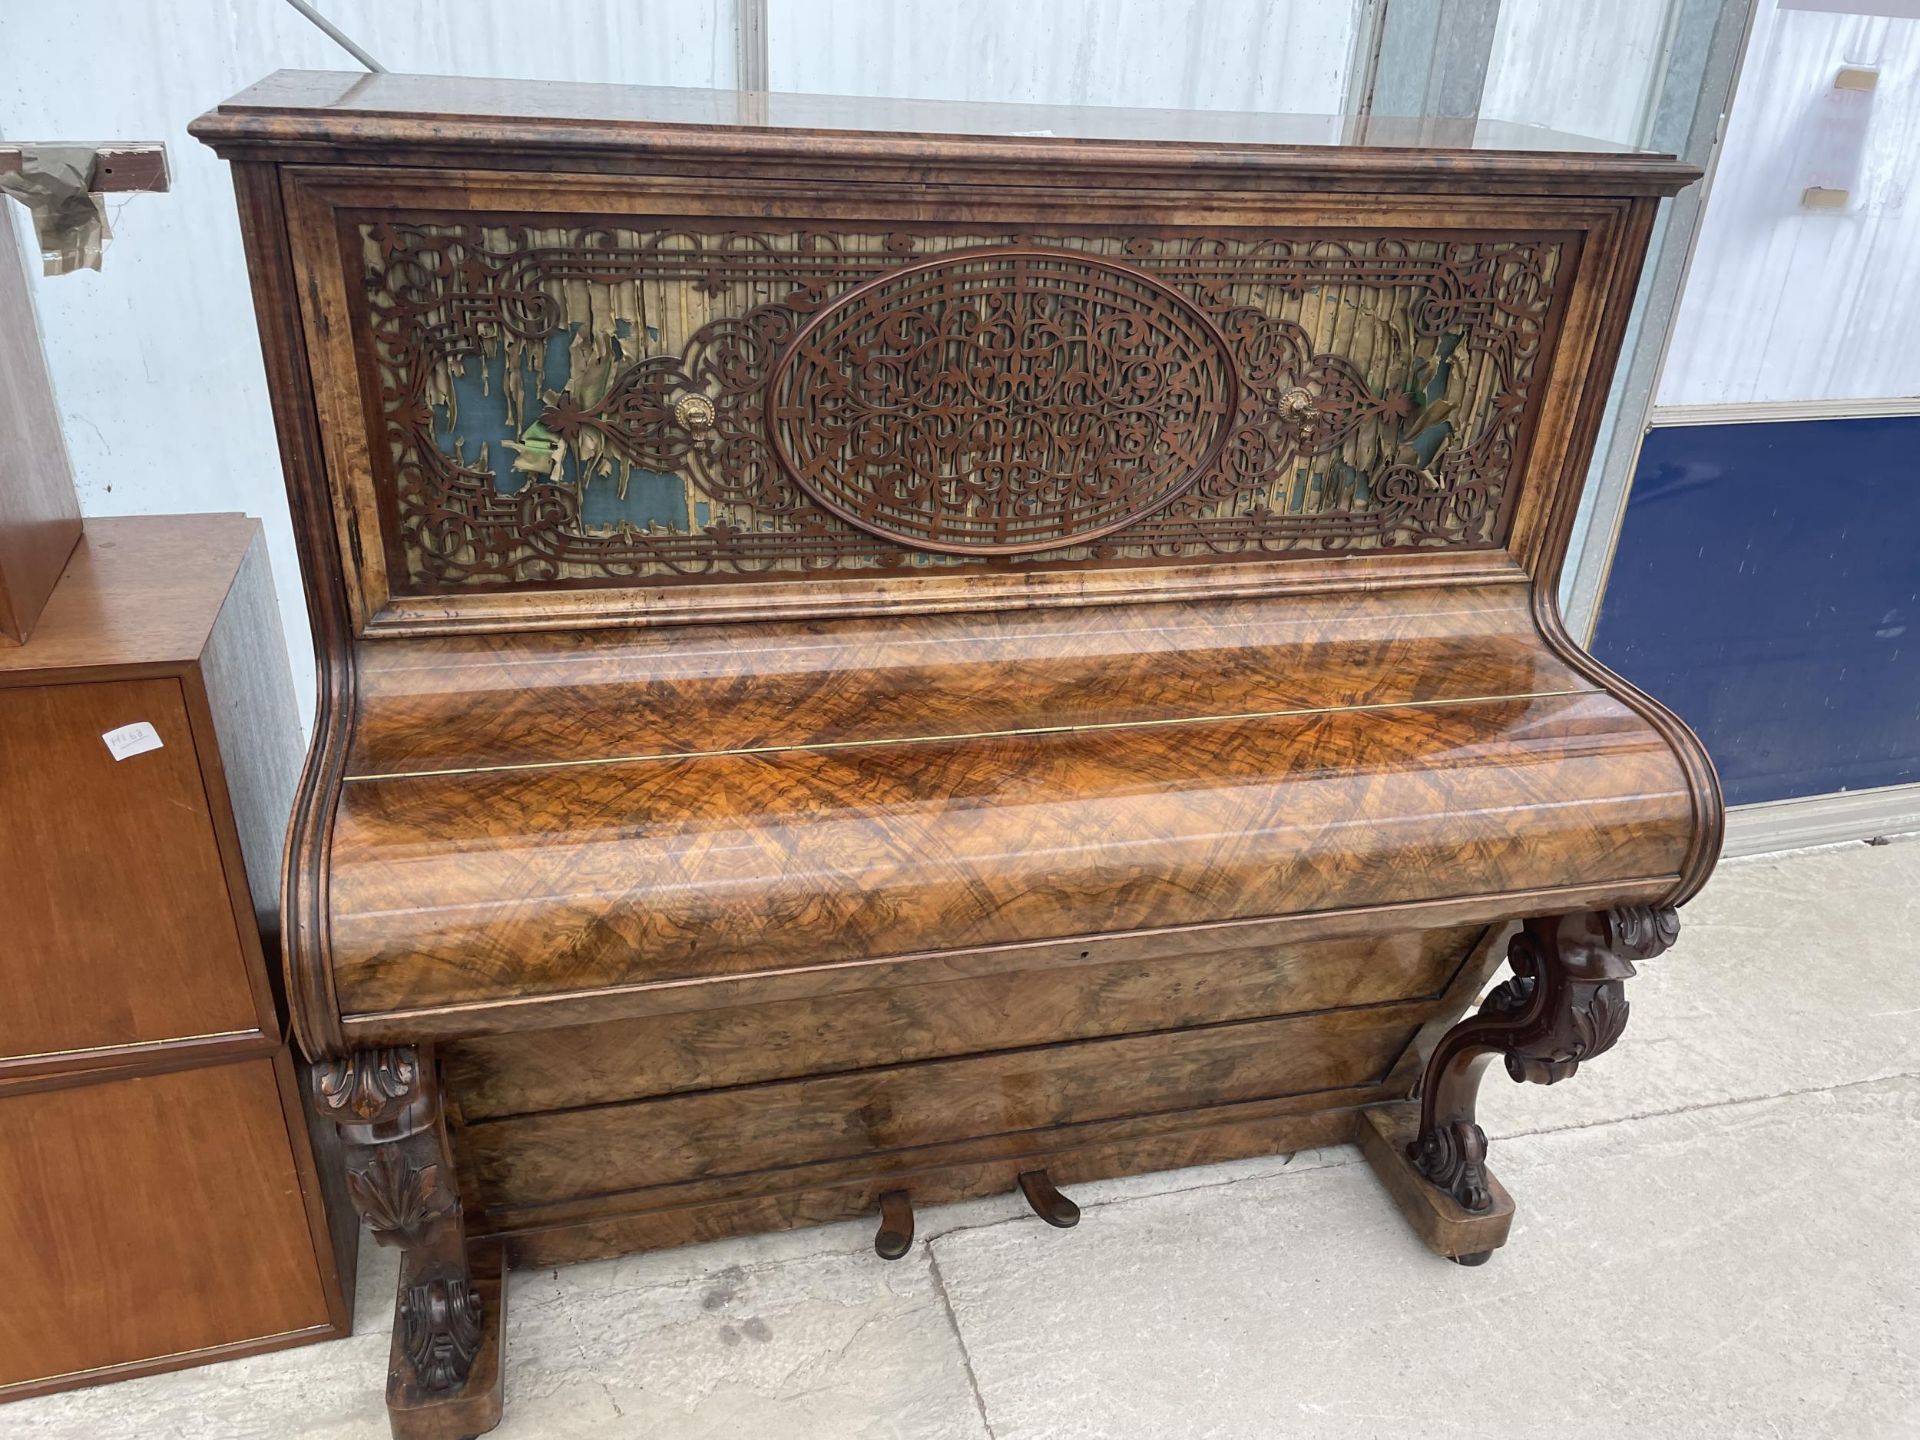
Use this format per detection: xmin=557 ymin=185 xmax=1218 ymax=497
xmin=1017 ymin=1169 xmax=1081 ymax=1229
xmin=874 ymin=1189 xmax=915 ymax=1260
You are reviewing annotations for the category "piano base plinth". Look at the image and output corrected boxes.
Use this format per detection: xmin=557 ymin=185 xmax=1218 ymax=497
xmin=384 ymin=1242 xmax=506 ymax=1440
xmin=1357 ymin=1103 xmax=1517 ymax=1263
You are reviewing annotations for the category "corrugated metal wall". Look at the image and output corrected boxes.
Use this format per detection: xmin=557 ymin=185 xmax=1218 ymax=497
xmin=1594 ymin=2 xmax=1920 ymax=817
xmin=1659 ymin=3 xmax=1920 ymax=407
xmin=1483 ymin=0 xmax=1678 ymax=142
xmin=770 ymin=1 xmax=1354 ymax=112
xmin=2 ymin=1 xmax=1676 ymax=727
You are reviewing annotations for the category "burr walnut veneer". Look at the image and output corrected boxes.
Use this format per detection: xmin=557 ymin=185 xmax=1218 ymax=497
xmin=198 ymin=72 xmax=1722 ymax=1438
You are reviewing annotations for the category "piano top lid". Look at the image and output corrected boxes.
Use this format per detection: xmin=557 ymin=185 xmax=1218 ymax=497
xmin=191 ymin=70 xmax=1702 ymax=197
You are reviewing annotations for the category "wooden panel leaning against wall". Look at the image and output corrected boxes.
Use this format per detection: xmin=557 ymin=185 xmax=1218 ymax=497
xmin=0 ymin=516 xmax=355 ymax=1401
xmin=194 ymin=70 xmax=1723 ymax=1440
xmin=0 ymin=213 xmax=82 ymax=644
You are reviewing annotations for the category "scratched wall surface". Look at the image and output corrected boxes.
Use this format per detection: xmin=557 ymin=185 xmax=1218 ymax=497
xmin=1594 ymin=417 xmax=1920 ymax=806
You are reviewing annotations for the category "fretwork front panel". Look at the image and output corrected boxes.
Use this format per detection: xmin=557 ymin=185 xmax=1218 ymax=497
xmin=349 ymin=221 xmax=1570 ymax=592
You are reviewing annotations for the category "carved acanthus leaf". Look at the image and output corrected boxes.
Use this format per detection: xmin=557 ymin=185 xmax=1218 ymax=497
xmin=344 ymin=1145 xmax=446 ymax=1242
xmin=1570 ymin=981 xmax=1631 ymax=1061
xmin=1410 ymin=907 xmax=1673 ymax=1216
xmin=315 ymin=1046 xmax=419 ymax=1123
xmin=1479 ymin=974 xmax=1533 ymax=1020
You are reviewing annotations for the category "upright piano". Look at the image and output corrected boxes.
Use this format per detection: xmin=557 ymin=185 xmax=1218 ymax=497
xmin=196 ymin=72 xmax=1720 ymax=1438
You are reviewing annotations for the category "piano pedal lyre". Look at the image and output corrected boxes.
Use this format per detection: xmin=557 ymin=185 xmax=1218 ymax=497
xmin=874 ymin=1189 xmax=915 ymax=1260
xmin=1017 ymin=1169 xmax=1081 ymax=1229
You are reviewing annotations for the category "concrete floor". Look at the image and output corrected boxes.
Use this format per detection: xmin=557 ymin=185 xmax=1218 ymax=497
xmin=11 ymin=839 xmax=1919 ymax=1439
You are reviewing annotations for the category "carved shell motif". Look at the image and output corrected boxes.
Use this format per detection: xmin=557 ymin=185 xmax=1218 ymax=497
xmin=767 ymin=247 xmax=1239 ymax=555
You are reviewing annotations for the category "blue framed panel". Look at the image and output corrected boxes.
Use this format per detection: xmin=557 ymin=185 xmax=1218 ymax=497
xmin=1593 ymin=416 xmax=1920 ymax=807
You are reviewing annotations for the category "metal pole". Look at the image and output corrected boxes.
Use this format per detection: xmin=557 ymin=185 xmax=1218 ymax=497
xmin=278 ymin=0 xmax=387 ymax=73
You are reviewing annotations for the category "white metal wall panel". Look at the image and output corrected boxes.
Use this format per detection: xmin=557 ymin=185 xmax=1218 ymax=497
xmin=0 ymin=1 xmax=737 ymax=728
xmin=1481 ymin=0 xmax=1678 ymax=143
xmin=315 ymin=2 xmax=736 ymax=87
xmin=769 ymin=0 xmax=1355 ymax=113
xmin=1658 ymin=3 xmax=1920 ymax=407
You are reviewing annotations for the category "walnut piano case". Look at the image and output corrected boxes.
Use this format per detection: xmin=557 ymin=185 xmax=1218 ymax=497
xmin=196 ymin=72 xmax=1721 ymax=1438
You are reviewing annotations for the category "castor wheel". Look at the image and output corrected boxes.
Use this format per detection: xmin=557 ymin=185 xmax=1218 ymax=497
xmin=1451 ymin=1249 xmax=1494 ymax=1267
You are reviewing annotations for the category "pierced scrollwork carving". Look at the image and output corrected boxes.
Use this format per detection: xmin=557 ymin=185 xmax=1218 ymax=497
xmin=766 ymin=249 xmax=1238 ymax=555
xmin=400 ymin=1273 xmax=486 ymax=1394
xmin=1409 ymin=907 xmax=1679 ymax=1212
xmin=354 ymin=223 xmax=1566 ymax=590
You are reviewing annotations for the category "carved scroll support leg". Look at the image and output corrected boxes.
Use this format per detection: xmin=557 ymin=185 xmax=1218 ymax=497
xmin=1359 ymin=905 xmax=1679 ymax=1264
xmin=314 ymin=1046 xmax=506 ymax=1440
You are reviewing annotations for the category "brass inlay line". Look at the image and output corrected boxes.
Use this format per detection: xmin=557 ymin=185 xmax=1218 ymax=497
xmin=344 ymin=686 xmax=1598 ymax=784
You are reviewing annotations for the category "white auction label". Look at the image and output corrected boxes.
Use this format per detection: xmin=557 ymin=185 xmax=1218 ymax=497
xmin=101 ymin=721 xmax=164 ymax=761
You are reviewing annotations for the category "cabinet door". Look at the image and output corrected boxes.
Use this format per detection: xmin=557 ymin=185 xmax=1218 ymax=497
xmin=0 ymin=1058 xmax=331 ymax=1388
xmin=0 ymin=678 xmax=259 ymax=1060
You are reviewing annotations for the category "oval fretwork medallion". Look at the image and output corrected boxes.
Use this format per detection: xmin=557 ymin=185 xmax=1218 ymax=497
xmin=767 ymin=248 xmax=1239 ymax=555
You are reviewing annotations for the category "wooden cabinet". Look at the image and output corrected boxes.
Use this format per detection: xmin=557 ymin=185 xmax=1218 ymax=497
xmin=0 ymin=515 xmax=354 ymax=1400
xmin=0 ymin=679 xmax=261 ymax=1059
xmin=0 ymin=1057 xmax=337 ymax=1389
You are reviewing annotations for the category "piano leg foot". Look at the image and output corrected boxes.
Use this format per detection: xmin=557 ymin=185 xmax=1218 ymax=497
xmin=386 ymin=1240 xmax=507 ymax=1440
xmin=875 ymin=1189 xmax=915 ymax=1260
xmin=1361 ymin=906 xmax=1679 ymax=1264
xmin=312 ymin=1046 xmax=506 ymax=1440
xmin=1356 ymin=1103 xmax=1513 ymax=1261
xmin=1017 ymin=1169 xmax=1081 ymax=1228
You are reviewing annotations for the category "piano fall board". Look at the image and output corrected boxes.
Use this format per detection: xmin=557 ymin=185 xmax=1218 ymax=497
xmin=196 ymin=72 xmax=1719 ymax=1439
